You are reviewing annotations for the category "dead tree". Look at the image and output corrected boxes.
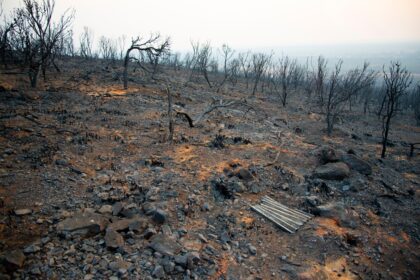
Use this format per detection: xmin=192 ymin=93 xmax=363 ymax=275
xmin=0 ymin=8 xmax=15 ymax=67
xmin=228 ymin=58 xmax=240 ymax=87
xmin=273 ymin=56 xmax=297 ymax=106
xmin=216 ymin=44 xmax=235 ymax=92
xmin=185 ymin=41 xmax=200 ymax=83
xmin=413 ymin=84 xmax=420 ymax=126
xmin=123 ymin=34 xmax=170 ymax=89
xmin=79 ymin=26 xmax=94 ymax=59
xmin=169 ymin=52 xmax=182 ymax=71
xmin=380 ymin=62 xmax=412 ymax=158
xmin=197 ymin=42 xmax=213 ymax=88
xmin=116 ymin=35 xmax=126 ymax=60
xmin=146 ymin=44 xmax=167 ymax=79
xmin=290 ymin=63 xmax=305 ymax=91
xmin=60 ymin=28 xmax=74 ymax=57
xmin=324 ymin=61 xmax=375 ymax=135
xmin=99 ymin=36 xmax=117 ymax=61
xmin=11 ymin=0 xmax=74 ymax=87
xmin=325 ymin=61 xmax=343 ymax=135
xmin=361 ymin=84 xmax=374 ymax=115
xmin=302 ymin=58 xmax=314 ymax=101
xmin=166 ymin=85 xmax=174 ymax=142
xmin=313 ymin=56 xmax=328 ymax=110
xmin=251 ymin=53 xmax=270 ymax=96
xmin=238 ymin=51 xmax=252 ymax=89
xmin=175 ymin=98 xmax=253 ymax=127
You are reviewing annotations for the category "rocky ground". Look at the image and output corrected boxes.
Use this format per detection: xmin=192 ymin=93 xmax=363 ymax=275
xmin=0 ymin=61 xmax=419 ymax=279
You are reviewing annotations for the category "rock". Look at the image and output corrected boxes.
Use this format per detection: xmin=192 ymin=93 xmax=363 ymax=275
xmin=174 ymin=254 xmax=188 ymax=268
xmin=198 ymin=233 xmax=208 ymax=243
xmin=212 ymin=176 xmax=249 ymax=200
xmin=96 ymin=174 xmax=110 ymax=185
xmin=161 ymin=225 xmax=172 ymax=236
xmin=30 ymin=267 xmax=41 ymax=275
xmin=4 ymin=250 xmax=25 ymax=271
xmin=23 ymin=244 xmax=41 ymax=254
xmin=248 ymin=245 xmax=257 ymax=255
xmin=152 ymin=265 xmax=165 ymax=278
xmin=56 ymin=212 xmax=108 ymax=236
xmin=149 ymin=234 xmax=182 ymax=256
xmin=97 ymin=192 xmax=110 ymax=201
xmin=318 ymin=146 xmax=339 ymax=164
xmin=108 ymin=259 xmax=130 ymax=272
xmin=112 ymin=202 xmax=123 ymax=216
xmin=55 ymin=159 xmax=68 ymax=166
xmin=174 ymin=252 xmax=200 ymax=269
xmin=153 ymin=209 xmax=167 ymax=224
xmin=120 ymin=208 xmax=136 ymax=218
xmin=107 ymin=217 xmax=145 ymax=232
xmin=342 ymin=185 xmax=351 ymax=192
xmin=235 ymin=168 xmax=254 ymax=181
xmin=341 ymin=154 xmax=372 ymax=175
xmin=313 ymin=162 xmax=350 ymax=180
xmin=98 ymin=205 xmax=112 ymax=214
xmin=314 ymin=202 xmax=350 ymax=226
xmin=128 ymin=219 xmax=147 ymax=233
xmin=14 ymin=208 xmax=32 ymax=216
xmin=142 ymin=202 xmax=156 ymax=215
xmin=201 ymin=202 xmax=211 ymax=211
xmin=162 ymin=259 xmax=175 ymax=273
xmin=315 ymin=202 xmax=343 ymax=217
xmin=250 ymin=183 xmax=261 ymax=194
xmin=105 ymin=229 xmax=124 ymax=249
xmin=143 ymin=228 xmax=157 ymax=239
xmin=305 ymin=196 xmax=321 ymax=207
xmin=108 ymin=219 xmax=132 ymax=232
xmin=186 ymin=252 xmax=200 ymax=269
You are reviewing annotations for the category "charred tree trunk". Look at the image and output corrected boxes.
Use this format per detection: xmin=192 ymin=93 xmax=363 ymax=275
xmin=123 ymin=48 xmax=132 ymax=90
xmin=381 ymin=113 xmax=392 ymax=158
xmin=203 ymin=70 xmax=212 ymax=88
xmin=29 ymin=64 xmax=40 ymax=88
xmin=166 ymin=86 xmax=174 ymax=142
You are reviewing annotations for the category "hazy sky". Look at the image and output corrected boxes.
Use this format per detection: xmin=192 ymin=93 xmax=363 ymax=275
xmin=3 ymin=0 xmax=420 ymax=51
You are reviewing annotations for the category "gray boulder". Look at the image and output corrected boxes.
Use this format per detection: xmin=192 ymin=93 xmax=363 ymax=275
xmin=149 ymin=234 xmax=182 ymax=256
xmin=341 ymin=154 xmax=372 ymax=175
xmin=56 ymin=212 xmax=108 ymax=236
xmin=3 ymin=250 xmax=26 ymax=271
xmin=105 ymin=229 xmax=124 ymax=249
xmin=313 ymin=162 xmax=350 ymax=180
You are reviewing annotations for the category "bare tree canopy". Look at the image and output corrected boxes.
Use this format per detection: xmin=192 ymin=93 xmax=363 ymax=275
xmin=320 ymin=61 xmax=376 ymax=135
xmin=123 ymin=34 xmax=170 ymax=89
xmin=380 ymin=62 xmax=413 ymax=158
xmin=251 ymin=53 xmax=271 ymax=96
xmin=6 ymin=0 xmax=74 ymax=87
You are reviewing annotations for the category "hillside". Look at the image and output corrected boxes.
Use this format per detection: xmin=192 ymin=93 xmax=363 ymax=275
xmin=0 ymin=59 xmax=419 ymax=279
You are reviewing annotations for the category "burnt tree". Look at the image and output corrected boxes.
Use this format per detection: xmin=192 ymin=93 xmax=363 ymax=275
xmin=123 ymin=34 xmax=170 ymax=89
xmin=380 ymin=62 xmax=412 ymax=158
